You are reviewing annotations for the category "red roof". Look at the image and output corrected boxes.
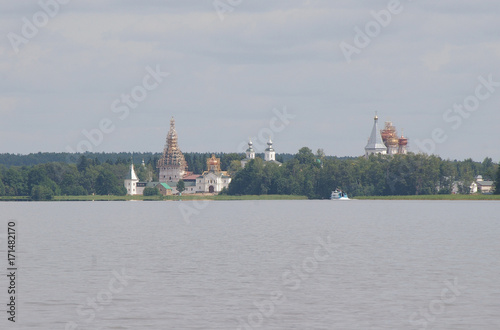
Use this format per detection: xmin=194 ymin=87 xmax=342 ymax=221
xmin=182 ymin=174 xmax=200 ymax=181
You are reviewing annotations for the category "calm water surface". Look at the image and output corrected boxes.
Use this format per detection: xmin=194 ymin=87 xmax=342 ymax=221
xmin=1 ymin=200 xmax=499 ymax=329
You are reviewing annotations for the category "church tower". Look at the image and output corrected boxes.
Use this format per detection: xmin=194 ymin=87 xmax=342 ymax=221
xmin=264 ymin=138 xmax=276 ymax=161
xmin=241 ymin=139 xmax=255 ymax=168
xmin=207 ymin=154 xmax=222 ymax=172
xmin=246 ymin=139 xmax=255 ymax=160
xmin=364 ymin=114 xmax=387 ymax=157
xmin=398 ymin=132 xmax=408 ymax=155
xmin=157 ymin=117 xmax=187 ymax=182
xmin=124 ymin=163 xmax=139 ymax=195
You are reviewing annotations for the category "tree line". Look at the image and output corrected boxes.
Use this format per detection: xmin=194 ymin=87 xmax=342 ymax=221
xmin=0 ymin=151 xmax=295 ymax=169
xmin=226 ymin=148 xmax=499 ymax=198
xmin=0 ymin=152 xmax=264 ymax=200
xmin=0 ymin=157 xmax=128 ymax=200
xmin=0 ymin=150 xmax=498 ymax=200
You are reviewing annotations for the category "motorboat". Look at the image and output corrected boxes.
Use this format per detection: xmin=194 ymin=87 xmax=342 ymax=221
xmin=330 ymin=189 xmax=349 ymax=200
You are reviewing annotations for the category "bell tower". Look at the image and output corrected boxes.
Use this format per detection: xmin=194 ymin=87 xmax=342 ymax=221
xmin=157 ymin=117 xmax=188 ymax=182
xmin=264 ymin=137 xmax=276 ymax=161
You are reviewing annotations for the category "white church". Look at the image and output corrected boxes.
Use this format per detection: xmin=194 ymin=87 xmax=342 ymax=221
xmin=365 ymin=114 xmax=408 ymax=157
xmin=241 ymin=138 xmax=282 ymax=168
xmin=125 ymin=117 xmax=231 ymax=195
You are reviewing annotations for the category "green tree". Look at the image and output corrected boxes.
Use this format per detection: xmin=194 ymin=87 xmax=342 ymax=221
xmin=60 ymin=167 xmax=87 ymax=195
xmin=95 ymin=169 xmax=126 ymax=195
xmin=296 ymin=147 xmax=316 ymax=165
xmin=27 ymin=165 xmax=61 ymax=196
xmin=481 ymin=157 xmax=496 ymax=180
xmin=31 ymin=185 xmax=54 ymax=201
xmin=315 ymin=159 xmax=338 ymax=198
xmin=227 ymin=158 xmax=266 ymax=195
xmin=79 ymin=167 xmax=99 ymax=194
xmin=134 ymin=162 xmax=155 ymax=182
xmin=228 ymin=160 xmax=242 ymax=177
xmin=143 ymin=187 xmax=160 ymax=196
xmin=64 ymin=185 xmax=88 ymax=196
xmin=77 ymin=155 xmax=91 ymax=172
xmin=176 ymin=179 xmax=185 ymax=194
xmin=495 ymin=164 xmax=500 ymax=194
xmin=2 ymin=167 xmax=28 ymax=196
xmin=220 ymin=153 xmax=244 ymax=171
xmin=0 ymin=175 xmax=5 ymax=196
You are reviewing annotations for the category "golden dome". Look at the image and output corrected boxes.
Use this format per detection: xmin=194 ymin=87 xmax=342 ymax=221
xmin=387 ymin=137 xmax=399 ymax=146
xmin=398 ymin=137 xmax=408 ymax=146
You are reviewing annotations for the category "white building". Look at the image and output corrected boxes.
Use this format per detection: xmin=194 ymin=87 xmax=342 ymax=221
xmin=265 ymin=138 xmax=275 ymax=161
xmin=124 ymin=117 xmax=232 ymax=195
xmin=124 ymin=164 xmax=139 ymax=195
xmin=156 ymin=117 xmax=230 ymax=194
xmin=241 ymin=139 xmax=256 ymax=168
xmin=364 ymin=115 xmax=409 ymax=156
xmin=365 ymin=115 xmax=387 ymax=157
xmin=241 ymin=138 xmax=282 ymax=167
xmin=195 ymin=155 xmax=231 ymax=193
xmin=125 ymin=163 xmax=173 ymax=196
xmin=470 ymin=175 xmax=494 ymax=194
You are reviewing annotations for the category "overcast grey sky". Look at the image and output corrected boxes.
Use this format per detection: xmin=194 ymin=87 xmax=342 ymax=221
xmin=1 ymin=0 xmax=499 ymax=161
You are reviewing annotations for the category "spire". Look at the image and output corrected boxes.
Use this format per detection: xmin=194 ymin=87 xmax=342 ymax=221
xmin=126 ymin=163 xmax=138 ymax=181
xmin=365 ymin=114 xmax=387 ymax=156
xmin=157 ymin=116 xmax=187 ymax=170
xmin=168 ymin=117 xmax=178 ymax=150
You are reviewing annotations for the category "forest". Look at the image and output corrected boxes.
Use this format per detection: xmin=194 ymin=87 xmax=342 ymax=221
xmin=226 ymin=148 xmax=499 ymax=198
xmin=0 ymin=152 xmax=245 ymax=200
xmin=0 ymin=150 xmax=498 ymax=200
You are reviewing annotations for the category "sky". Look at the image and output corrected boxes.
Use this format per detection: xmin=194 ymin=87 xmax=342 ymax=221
xmin=1 ymin=0 xmax=499 ymax=161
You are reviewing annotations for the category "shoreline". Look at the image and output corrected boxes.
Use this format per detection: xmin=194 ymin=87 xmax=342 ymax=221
xmin=354 ymin=195 xmax=500 ymax=200
xmin=1 ymin=194 xmax=500 ymax=201
xmin=0 ymin=195 xmax=308 ymax=202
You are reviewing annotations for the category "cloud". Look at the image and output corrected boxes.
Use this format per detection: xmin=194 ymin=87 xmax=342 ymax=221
xmin=0 ymin=96 xmax=18 ymax=115
xmin=0 ymin=0 xmax=499 ymax=160
xmin=422 ymin=44 xmax=455 ymax=72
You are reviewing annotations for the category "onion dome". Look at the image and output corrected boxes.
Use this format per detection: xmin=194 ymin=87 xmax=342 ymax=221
xmin=398 ymin=136 xmax=408 ymax=146
xmin=387 ymin=137 xmax=399 ymax=146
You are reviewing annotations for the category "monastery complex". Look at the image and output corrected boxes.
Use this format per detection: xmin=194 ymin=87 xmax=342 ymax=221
xmin=126 ymin=115 xmax=410 ymax=196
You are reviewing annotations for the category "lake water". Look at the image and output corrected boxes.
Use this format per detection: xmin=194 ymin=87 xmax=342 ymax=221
xmin=1 ymin=200 xmax=499 ymax=329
